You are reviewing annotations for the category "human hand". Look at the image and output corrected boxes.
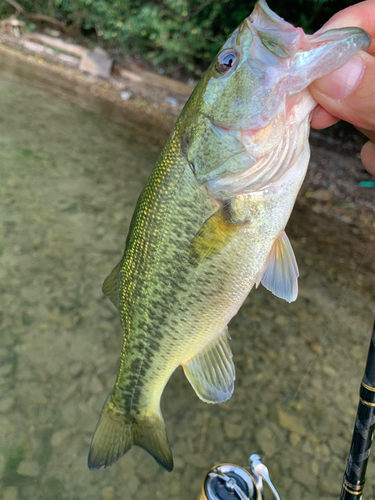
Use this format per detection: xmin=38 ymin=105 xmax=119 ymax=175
xmin=309 ymin=0 xmax=375 ymax=175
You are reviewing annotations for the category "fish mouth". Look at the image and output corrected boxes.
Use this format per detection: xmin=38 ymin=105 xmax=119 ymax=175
xmin=209 ymin=23 xmax=371 ymax=134
xmin=248 ymin=0 xmax=371 ymax=57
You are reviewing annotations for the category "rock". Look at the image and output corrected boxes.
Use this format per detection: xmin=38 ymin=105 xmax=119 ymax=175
xmin=17 ymin=460 xmax=40 ymax=478
xmin=0 ymin=453 xmax=6 ymax=478
xmin=310 ymin=459 xmax=319 ymax=477
xmin=67 ymin=362 xmax=83 ymax=377
xmin=46 ymin=312 xmax=73 ymax=329
xmin=211 ymin=427 xmax=224 ymax=446
xmin=301 ymin=438 xmax=314 ymax=455
xmin=169 ymin=480 xmax=182 ymax=495
xmin=0 ymin=396 xmax=15 ymax=413
xmin=119 ymin=67 xmax=193 ymax=95
xmin=289 ymin=432 xmax=301 ymax=447
xmin=224 ymin=421 xmax=243 ymax=440
xmin=79 ymin=48 xmax=113 ymax=78
xmin=62 ymin=380 xmax=80 ymax=401
xmin=288 ymin=482 xmax=303 ymax=499
xmin=173 ymin=440 xmax=186 ymax=456
xmin=126 ymin=475 xmax=141 ymax=495
xmin=322 ymin=365 xmax=336 ymax=377
xmin=329 ymin=436 xmax=347 ymax=456
xmin=184 ymin=453 xmax=207 ymax=468
xmin=173 ymin=456 xmax=185 ymax=470
xmin=44 ymin=28 xmax=61 ymax=38
xmin=0 ymin=364 xmax=13 ymax=376
xmin=101 ymin=486 xmax=114 ymax=500
xmin=90 ymin=375 xmax=104 ymax=394
xmin=34 ymin=366 xmax=49 ymax=383
xmin=277 ymin=408 xmax=306 ymax=435
xmin=119 ymin=69 xmax=143 ymax=83
xmin=23 ymin=33 xmax=87 ymax=58
xmin=50 ymin=429 xmax=71 ymax=448
xmin=256 ymin=426 xmax=277 ymax=457
xmin=28 ymin=387 xmax=48 ymax=406
xmin=292 ymin=466 xmax=317 ymax=489
xmin=274 ymin=315 xmax=289 ymax=326
xmin=228 ymin=449 xmax=244 ymax=465
xmin=62 ymin=402 xmax=77 ymax=424
xmin=0 ymin=348 xmax=9 ymax=359
xmin=0 ymin=17 xmax=25 ymax=37
xmin=319 ymin=443 xmax=330 ymax=458
xmin=321 ymin=477 xmax=341 ymax=496
xmin=3 ymin=486 xmax=19 ymax=500
xmin=352 ymin=345 xmax=365 ymax=361
xmin=305 ymin=189 xmax=332 ymax=201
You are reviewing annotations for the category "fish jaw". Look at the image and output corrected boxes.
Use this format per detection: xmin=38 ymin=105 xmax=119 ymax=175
xmin=207 ymin=90 xmax=314 ymax=196
xmin=184 ymin=0 xmax=370 ymax=188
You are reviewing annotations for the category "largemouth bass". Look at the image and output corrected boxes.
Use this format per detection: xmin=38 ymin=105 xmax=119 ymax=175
xmin=88 ymin=0 xmax=370 ymax=472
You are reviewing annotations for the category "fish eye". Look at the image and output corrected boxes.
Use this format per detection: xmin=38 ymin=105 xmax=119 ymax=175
xmin=216 ymin=49 xmax=239 ymax=74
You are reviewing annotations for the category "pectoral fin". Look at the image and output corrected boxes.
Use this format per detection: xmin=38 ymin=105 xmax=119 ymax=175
xmin=182 ymin=328 xmax=235 ymax=404
xmin=189 ymin=204 xmax=247 ymax=264
xmin=257 ymin=230 xmax=299 ymax=303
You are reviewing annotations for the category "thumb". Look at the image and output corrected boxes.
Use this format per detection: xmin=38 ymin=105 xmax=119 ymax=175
xmin=309 ymin=50 xmax=375 ymax=131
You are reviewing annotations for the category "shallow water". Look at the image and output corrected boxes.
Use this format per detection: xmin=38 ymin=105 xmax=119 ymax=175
xmin=0 ymin=54 xmax=375 ymax=500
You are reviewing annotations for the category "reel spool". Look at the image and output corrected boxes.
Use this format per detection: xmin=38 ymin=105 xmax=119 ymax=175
xmin=200 ymin=454 xmax=280 ymax=500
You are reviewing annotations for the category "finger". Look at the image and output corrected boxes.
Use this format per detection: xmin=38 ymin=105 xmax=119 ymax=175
xmin=356 ymin=127 xmax=375 ymax=143
xmin=361 ymin=140 xmax=375 ymax=175
xmin=309 ymin=51 xmax=375 ymax=131
xmin=319 ymin=0 xmax=375 ymax=52
xmin=310 ymin=105 xmax=340 ymax=129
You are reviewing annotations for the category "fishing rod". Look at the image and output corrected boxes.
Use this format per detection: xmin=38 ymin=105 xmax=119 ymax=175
xmin=340 ymin=320 xmax=375 ymax=500
xmin=199 ymin=321 xmax=375 ymax=500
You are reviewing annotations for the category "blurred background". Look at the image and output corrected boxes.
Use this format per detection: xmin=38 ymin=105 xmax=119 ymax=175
xmin=0 ymin=0 xmax=367 ymax=77
xmin=1 ymin=1 xmax=375 ymax=500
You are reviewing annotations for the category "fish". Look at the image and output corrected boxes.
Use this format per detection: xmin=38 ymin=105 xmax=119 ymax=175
xmin=88 ymin=0 xmax=370 ymax=472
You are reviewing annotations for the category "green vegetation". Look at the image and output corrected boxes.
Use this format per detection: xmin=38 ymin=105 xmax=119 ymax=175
xmin=1 ymin=0 xmax=361 ymax=75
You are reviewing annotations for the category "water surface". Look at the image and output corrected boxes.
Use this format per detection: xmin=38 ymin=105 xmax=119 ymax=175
xmin=0 ymin=54 xmax=375 ymax=500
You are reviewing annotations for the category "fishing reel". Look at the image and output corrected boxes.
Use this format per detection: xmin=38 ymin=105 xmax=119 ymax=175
xmin=200 ymin=454 xmax=280 ymax=500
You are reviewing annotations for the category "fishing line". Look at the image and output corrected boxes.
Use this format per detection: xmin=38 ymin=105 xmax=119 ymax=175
xmin=259 ymin=238 xmax=374 ymax=462
xmin=339 ymin=243 xmax=371 ymax=306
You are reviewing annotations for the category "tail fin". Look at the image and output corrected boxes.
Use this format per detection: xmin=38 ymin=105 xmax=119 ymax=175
xmin=88 ymin=396 xmax=173 ymax=472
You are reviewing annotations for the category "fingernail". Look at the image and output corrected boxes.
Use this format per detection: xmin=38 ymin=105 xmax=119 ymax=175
xmin=315 ymin=55 xmax=364 ymax=99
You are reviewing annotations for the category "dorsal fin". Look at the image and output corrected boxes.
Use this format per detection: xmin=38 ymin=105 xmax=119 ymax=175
xmin=257 ymin=230 xmax=299 ymax=303
xmin=102 ymin=262 xmax=121 ymax=309
xmin=182 ymin=328 xmax=235 ymax=404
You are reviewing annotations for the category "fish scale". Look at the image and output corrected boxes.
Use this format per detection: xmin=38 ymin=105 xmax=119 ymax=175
xmin=88 ymin=0 xmax=371 ymax=472
xmin=113 ymin=134 xmax=209 ymax=410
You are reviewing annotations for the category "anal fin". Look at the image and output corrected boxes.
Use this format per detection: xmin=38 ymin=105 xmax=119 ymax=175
xmin=182 ymin=328 xmax=235 ymax=404
xmin=257 ymin=230 xmax=299 ymax=303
